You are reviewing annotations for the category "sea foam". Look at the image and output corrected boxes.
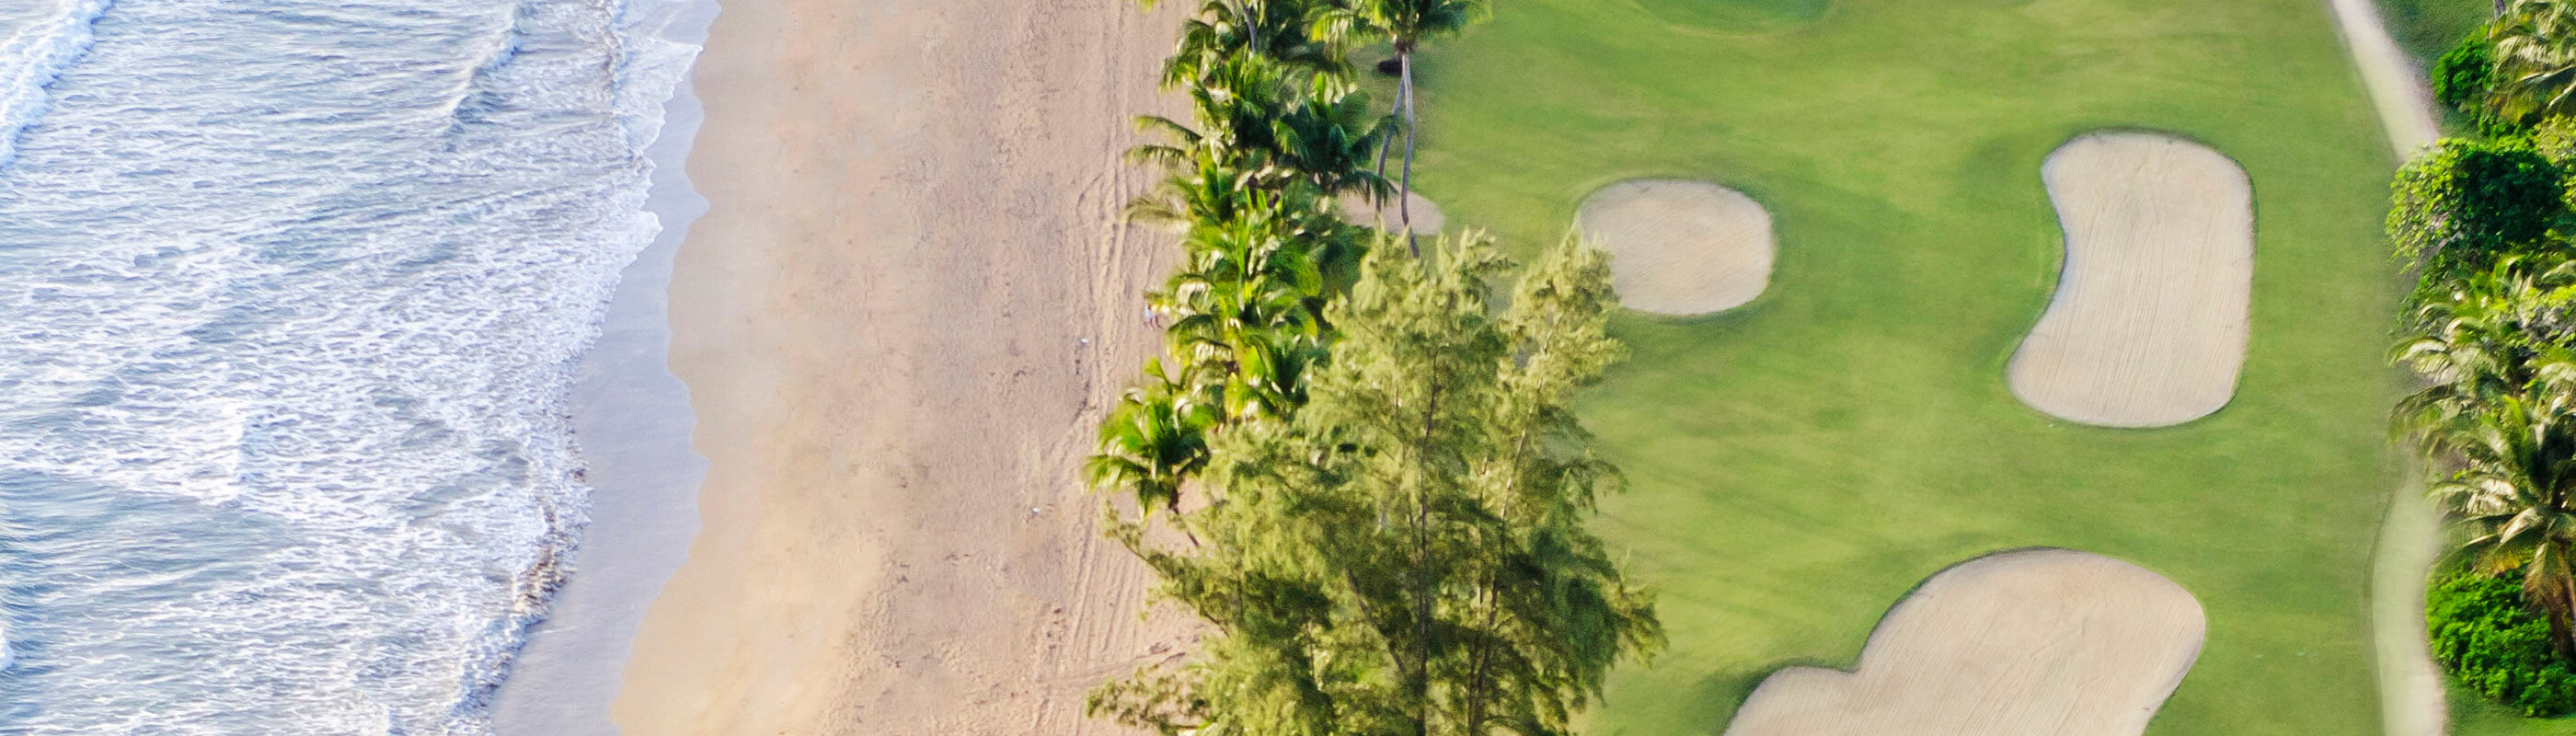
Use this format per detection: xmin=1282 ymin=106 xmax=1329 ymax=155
xmin=0 ymin=0 xmax=109 ymax=168
xmin=0 ymin=0 xmax=698 ymax=732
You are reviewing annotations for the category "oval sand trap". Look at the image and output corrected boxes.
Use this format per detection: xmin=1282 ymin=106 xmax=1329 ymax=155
xmin=1726 ymin=549 xmax=2206 ymax=736
xmin=1578 ymin=179 xmax=1776 ymax=316
xmin=2009 ymin=133 xmax=2252 ymax=428
xmin=1338 ymin=191 xmax=1444 ymax=236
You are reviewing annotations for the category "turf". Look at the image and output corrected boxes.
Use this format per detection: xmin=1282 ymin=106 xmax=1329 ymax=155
xmin=2375 ymin=0 xmax=2491 ymax=60
xmin=2452 ymin=681 xmax=2576 ymax=736
xmin=1400 ymin=1 xmax=2411 ymax=734
xmin=1627 ymin=0 xmax=1829 ymax=33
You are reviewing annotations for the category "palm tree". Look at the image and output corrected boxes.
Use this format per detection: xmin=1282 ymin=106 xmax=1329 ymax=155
xmin=1087 ymin=359 xmax=1221 ymax=520
xmin=2421 ymin=389 xmax=2576 ymax=658
xmin=2490 ymin=0 xmax=2576 ymax=121
xmin=1313 ymin=0 xmax=1485 ymax=253
xmin=1272 ymin=75 xmax=1397 ymax=200
xmin=2398 ymin=257 xmax=2576 ymax=658
xmin=1125 ymin=151 xmax=1266 ymax=231
xmin=1132 ymin=53 xmax=1302 ymax=177
xmin=2396 ymin=258 xmax=2576 ymax=429
xmin=1147 ymin=0 xmax=1347 ymax=88
xmin=1152 ymin=195 xmax=1329 ymax=421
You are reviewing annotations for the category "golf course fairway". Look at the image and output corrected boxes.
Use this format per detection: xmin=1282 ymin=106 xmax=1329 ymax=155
xmin=1406 ymin=0 xmax=2407 ymax=733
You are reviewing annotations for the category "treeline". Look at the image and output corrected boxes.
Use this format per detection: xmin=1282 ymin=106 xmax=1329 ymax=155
xmin=2396 ymin=0 xmax=2576 ymax=717
xmin=1082 ymin=1 xmax=1662 ymax=733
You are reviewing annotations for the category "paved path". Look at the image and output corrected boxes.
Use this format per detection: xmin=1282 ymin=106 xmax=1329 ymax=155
xmin=2327 ymin=0 xmax=2443 ymax=154
xmin=2318 ymin=2 xmax=2450 ymax=734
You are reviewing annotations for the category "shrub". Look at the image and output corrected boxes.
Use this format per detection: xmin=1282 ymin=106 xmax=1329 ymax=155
xmin=2428 ymin=569 xmax=2576 ymax=717
xmin=2390 ymin=137 xmax=2570 ymax=288
xmin=2434 ymin=30 xmax=2494 ymax=119
xmin=2431 ymin=29 xmax=2525 ymax=138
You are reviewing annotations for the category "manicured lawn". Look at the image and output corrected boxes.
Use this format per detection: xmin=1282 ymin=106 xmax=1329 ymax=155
xmin=1628 ymin=0 xmax=1828 ymax=33
xmin=2452 ymin=682 xmax=2576 ymax=736
xmin=1405 ymin=0 xmax=2408 ymax=733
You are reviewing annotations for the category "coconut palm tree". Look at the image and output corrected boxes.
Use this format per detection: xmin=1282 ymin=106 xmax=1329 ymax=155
xmin=1153 ymin=196 xmax=1329 ymax=421
xmin=1132 ymin=53 xmax=1303 ymax=175
xmin=1087 ymin=360 xmax=1222 ymax=519
xmin=2421 ymin=388 xmax=2576 ymax=657
xmin=2397 ymin=258 xmax=2576 ymax=428
xmin=1272 ymin=75 xmax=1397 ymax=200
xmin=2399 ymin=257 xmax=2576 ymax=658
xmin=1147 ymin=0 xmax=1347 ymax=88
xmin=1125 ymin=151 xmax=1266 ymax=231
xmin=2490 ymin=0 xmax=2576 ymax=121
xmin=1132 ymin=55 xmax=1388 ymax=193
xmin=1312 ymin=0 xmax=1486 ymax=252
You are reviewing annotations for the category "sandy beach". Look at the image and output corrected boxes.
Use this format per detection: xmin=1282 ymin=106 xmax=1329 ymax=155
xmin=610 ymin=0 xmax=1186 ymax=733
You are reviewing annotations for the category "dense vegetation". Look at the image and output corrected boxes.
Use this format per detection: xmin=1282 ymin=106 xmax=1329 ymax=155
xmin=2393 ymin=1 xmax=2576 ymax=722
xmin=1084 ymin=1 xmax=1661 ymax=733
xmin=1410 ymin=0 xmax=2405 ymax=733
xmin=2432 ymin=569 xmax=2576 ymax=715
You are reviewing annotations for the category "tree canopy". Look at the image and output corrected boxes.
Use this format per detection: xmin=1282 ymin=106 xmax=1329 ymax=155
xmin=2389 ymin=137 xmax=2568 ymax=290
xmin=1091 ymin=234 xmax=1662 ymax=736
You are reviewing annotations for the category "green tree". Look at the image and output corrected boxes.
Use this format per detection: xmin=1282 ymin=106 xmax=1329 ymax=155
xmin=2389 ymin=137 xmax=2569 ymax=290
xmin=1088 ymin=360 xmax=1223 ymax=519
xmin=1091 ymin=233 xmax=1662 ymax=736
xmin=2417 ymin=388 xmax=2576 ymax=658
xmin=2399 ymin=259 xmax=2576 ymax=659
xmin=2397 ymin=259 xmax=2576 ymax=423
xmin=1275 ymin=73 xmax=1398 ymax=201
xmin=2429 ymin=569 xmax=2576 ymax=714
xmin=2492 ymin=0 xmax=2576 ymax=121
xmin=1144 ymin=0 xmax=1347 ymax=87
xmin=1313 ymin=0 xmax=1487 ymax=252
xmin=1131 ymin=53 xmax=1308 ymax=179
xmin=1152 ymin=193 xmax=1336 ymax=422
xmin=2437 ymin=28 xmax=2519 ymax=136
xmin=2439 ymin=29 xmax=2496 ymax=117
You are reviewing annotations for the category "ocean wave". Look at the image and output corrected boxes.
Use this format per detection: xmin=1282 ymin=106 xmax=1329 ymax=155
xmin=0 ymin=0 xmax=706 ymax=731
xmin=0 ymin=0 xmax=110 ymax=169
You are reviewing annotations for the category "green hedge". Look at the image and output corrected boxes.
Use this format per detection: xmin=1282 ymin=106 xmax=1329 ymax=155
xmin=2429 ymin=570 xmax=2576 ymax=717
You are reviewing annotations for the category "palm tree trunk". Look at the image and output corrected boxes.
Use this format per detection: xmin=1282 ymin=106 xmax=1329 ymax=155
xmin=1399 ymin=49 xmax=1420 ymax=257
xmin=2548 ymin=548 xmax=2576 ymax=659
xmin=1374 ymin=78 xmax=1402 ymax=203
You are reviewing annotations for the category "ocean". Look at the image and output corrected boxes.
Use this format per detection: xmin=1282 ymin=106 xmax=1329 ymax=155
xmin=0 ymin=0 xmax=698 ymax=731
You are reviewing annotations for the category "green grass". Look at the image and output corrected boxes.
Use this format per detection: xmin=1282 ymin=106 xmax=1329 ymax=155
xmin=1627 ymin=0 xmax=1831 ymax=33
xmin=1402 ymin=1 xmax=2412 ymax=734
xmin=2375 ymin=0 xmax=2490 ymax=60
xmin=2453 ymin=680 xmax=2576 ymax=735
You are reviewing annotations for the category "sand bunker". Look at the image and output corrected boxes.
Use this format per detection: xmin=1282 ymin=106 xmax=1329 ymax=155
xmin=2008 ymin=133 xmax=2252 ymax=428
xmin=1726 ymin=549 xmax=2206 ymax=736
xmin=1339 ymin=191 xmax=1445 ymax=236
xmin=1577 ymin=179 xmax=1775 ymax=316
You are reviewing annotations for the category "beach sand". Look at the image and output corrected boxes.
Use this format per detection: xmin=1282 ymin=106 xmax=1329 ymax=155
xmin=610 ymin=0 xmax=1187 ymax=733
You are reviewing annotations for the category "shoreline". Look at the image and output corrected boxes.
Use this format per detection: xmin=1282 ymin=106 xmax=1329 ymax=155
xmin=608 ymin=0 xmax=1192 ymax=733
xmin=487 ymin=0 xmax=719 ymax=732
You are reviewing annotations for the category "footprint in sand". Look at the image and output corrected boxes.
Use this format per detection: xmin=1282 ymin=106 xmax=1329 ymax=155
xmin=1578 ymin=178 xmax=1777 ymax=316
xmin=1724 ymin=548 xmax=2207 ymax=736
xmin=2008 ymin=132 xmax=2253 ymax=429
